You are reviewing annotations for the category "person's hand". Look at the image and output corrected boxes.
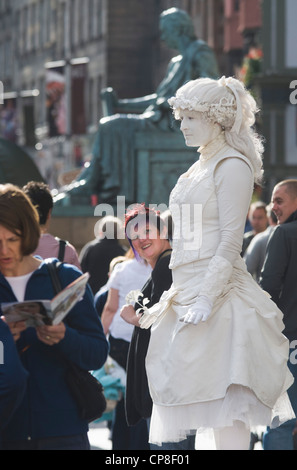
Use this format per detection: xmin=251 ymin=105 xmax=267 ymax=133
xmin=120 ymin=304 xmax=140 ymax=326
xmin=3 ymin=318 xmax=27 ymax=342
xmin=36 ymin=323 xmax=66 ymax=346
xmin=179 ymin=296 xmax=213 ymax=325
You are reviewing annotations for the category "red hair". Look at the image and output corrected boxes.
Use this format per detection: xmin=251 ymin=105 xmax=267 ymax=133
xmin=125 ymin=203 xmax=163 ymax=259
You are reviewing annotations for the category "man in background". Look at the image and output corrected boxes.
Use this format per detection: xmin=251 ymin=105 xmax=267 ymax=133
xmin=244 ymin=204 xmax=277 ymax=282
xmin=260 ymin=179 xmax=297 ymax=450
xmin=23 ymin=181 xmax=81 ymax=269
xmin=79 ymin=216 xmax=126 ymax=294
xmin=241 ymin=201 xmax=268 ymax=256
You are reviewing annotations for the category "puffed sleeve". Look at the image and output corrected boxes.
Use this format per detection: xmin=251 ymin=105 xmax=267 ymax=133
xmin=214 ymin=157 xmax=254 ymax=263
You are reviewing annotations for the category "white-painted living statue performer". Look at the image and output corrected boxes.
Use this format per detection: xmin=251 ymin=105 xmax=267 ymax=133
xmin=139 ymin=76 xmax=295 ymax=450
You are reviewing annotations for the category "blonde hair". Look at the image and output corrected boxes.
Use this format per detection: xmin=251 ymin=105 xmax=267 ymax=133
xmin=168 ymin=76 xmax=264 ymax=184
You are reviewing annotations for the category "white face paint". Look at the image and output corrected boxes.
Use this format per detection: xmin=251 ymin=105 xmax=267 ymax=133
xmin=179 ymin=110 xmax=219 ymax=147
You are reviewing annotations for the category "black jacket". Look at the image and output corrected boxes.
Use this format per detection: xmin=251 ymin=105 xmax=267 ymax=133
xmin=80 ymin=238 xmax=125 ymax=294
xmin=260 ymin=209 xmax=297 ymax=341
xmin=125 ymin=250 xmax=172 ymax=426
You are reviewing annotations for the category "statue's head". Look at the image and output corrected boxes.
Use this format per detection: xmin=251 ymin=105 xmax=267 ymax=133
xmin=160 ymin=8 xmax=196 ymax=47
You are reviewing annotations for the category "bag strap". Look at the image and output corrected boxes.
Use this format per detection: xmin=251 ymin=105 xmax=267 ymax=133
xmin=57 ymin=239 xmax=67 ymax=262
xmin=45 ymin=261 xmax=71 ymax=367
xmin=45 ymin=260 xmax=62 ymax=294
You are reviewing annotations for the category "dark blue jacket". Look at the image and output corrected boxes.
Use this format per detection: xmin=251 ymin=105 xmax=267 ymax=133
xmin=0 ymin=320 xmax=28 ymax=446
xmin=0 ymin=259 xmax=108 ymax=443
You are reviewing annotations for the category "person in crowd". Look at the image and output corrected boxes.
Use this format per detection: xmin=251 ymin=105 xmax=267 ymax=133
xmin=136 ymin=76 xmax=294 ymax=450
xmin=244 ymin=203 xmax=277 ymax=282
xmin=0 ymin=319 xmax=28 ymax=448
xmin=260 ymin=179 xmax=297 ymax=450
xmin=94 ymin=255 xmax=127 ymax=317
xmin=121 ymin=204 xmax=195 ymax=450
xmin=0 ymin=184 xmax=108 ymax=450
xmin=23 ymin=181 xmax=81 ymax=268
xmin=79 ymin=215 xmax=126 ymax=294
xmin=160 ymin=209 xmax=173 ymax=243
xmin=101 ymin=247 xmax=151 ymax=450
xmin=241 ymin=201 xmax=268 ymax=256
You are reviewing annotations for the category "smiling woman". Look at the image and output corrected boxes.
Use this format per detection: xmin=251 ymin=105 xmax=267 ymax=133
xmin=120 ymin=205 xmax=196 ymax=450
xmin=125 ymin=205 xmax=170 ymax=269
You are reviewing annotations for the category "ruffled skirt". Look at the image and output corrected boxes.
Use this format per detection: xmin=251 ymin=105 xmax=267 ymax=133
xmin=149 ymin=386 xmax=294 ymax=446
xmin=145 ymin=258 xmax=295 ymax=445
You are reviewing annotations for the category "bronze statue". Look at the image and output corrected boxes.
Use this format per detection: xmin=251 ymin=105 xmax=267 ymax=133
xmin=55 ymin=8 xmax=219 ymax=206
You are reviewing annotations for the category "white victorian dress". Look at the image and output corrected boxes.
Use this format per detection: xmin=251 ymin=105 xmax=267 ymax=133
xmin=142 ymin=132 xmax=294 ymax=445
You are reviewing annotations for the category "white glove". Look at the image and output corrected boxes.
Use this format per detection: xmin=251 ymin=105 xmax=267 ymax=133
xmin=179 ymin=296 xmax=213 ymax=325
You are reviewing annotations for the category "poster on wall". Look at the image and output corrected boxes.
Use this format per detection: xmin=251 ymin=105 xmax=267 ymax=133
xmin=45 ymin=64 xmax=66 ymax=137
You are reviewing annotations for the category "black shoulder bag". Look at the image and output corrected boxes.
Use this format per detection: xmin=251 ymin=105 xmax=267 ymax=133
xmin=55 ymin=237 xmax=67 ymax=262
xmin=46 ymin=261 xmax=107 ymax=423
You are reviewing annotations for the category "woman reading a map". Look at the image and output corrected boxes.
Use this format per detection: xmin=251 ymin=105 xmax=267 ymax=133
xmin=0 ymin=183 xmax=108 ymax=450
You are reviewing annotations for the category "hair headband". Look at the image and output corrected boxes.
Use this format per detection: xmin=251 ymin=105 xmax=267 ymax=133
xmin=219 ymin=76 xmax=242 ymax=134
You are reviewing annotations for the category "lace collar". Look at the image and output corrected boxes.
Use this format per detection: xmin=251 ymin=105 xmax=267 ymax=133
xmin=198 ymin=132 xmax=227 ymax=162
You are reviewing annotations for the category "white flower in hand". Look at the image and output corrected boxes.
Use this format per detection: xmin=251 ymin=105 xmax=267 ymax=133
xmin=125 ymin=290 xmax=143 ymax=305
xmin=125 ymin=289 xmax=150 ymax=316
xmin=139 ymin=303 xmax=160 ymax=329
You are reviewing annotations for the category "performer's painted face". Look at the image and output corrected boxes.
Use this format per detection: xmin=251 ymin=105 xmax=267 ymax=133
xmin=179 ymin=110 xmax=218 ymax=147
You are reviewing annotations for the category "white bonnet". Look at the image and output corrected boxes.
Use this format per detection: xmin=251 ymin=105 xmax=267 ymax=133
xmin=168 ymin=76 xmax=256 ymax=134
